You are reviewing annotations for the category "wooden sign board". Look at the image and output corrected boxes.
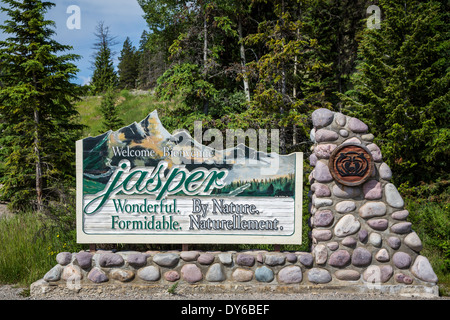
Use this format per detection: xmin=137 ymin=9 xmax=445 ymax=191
xmin=76 ymin=111 xmax=303 ymax=244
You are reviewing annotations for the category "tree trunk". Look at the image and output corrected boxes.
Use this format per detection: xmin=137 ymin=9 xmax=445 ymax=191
xmin=34 ymin=109 xmax=43 ymax=212
xmin=293 ymin=124 xmax=297 ymax=147
xmin=280 ymin=64 xmax=286 ymax=155
xmin=279 ymin=0 xmax=286 ymax=155
xmin=203 ymin=12 xmax=209 ymax=115
xmin=293 ymin=23 xmax=299 ymax=98
xmin=203 ymin=13 xmax=208 ymax=74
xmin=336 ymin=0 xmax=343 ymax=95
xmin=238 ymin=15 xmax=250 ymax=102
xmin=293 ymin=54 xmax=297 ymax=98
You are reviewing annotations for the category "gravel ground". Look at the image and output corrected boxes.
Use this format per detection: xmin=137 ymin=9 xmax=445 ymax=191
xmin=1 ymin=284 xmax=448 ymax=300
xmin=3 ymin=284 xmax=446 ymax=319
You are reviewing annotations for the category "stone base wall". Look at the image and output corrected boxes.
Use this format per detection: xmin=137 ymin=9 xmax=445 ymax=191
xmin=31 ymin=249 xmax=438 ymax=298
xmin=307 ymin=108 xmax=438 ymax=289
xmin=32 ymin=108 xmax=439 ymax=298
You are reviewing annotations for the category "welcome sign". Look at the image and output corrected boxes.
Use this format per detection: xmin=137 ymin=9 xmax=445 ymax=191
xmin=76 ymin=111 xmax=302 ymax=244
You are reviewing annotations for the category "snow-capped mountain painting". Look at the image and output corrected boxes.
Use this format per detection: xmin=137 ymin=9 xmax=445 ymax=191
xmin=81 ymin=110 xmax=297 ymax=198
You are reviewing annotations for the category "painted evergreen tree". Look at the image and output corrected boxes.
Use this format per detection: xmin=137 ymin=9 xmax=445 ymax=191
xmin=341 ymin=0 xmax=449 ymax=185
xmin=118 ymin=37 xmax=139 ymax=89
xmin=0 ymin=0 xmax=83 ymax=211
xmin=91 ymin=21 xmax=118 ymax=94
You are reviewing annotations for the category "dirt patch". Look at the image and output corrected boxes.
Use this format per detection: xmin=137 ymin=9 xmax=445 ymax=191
xmin=0 ymin=203 xmax=12 ymax=220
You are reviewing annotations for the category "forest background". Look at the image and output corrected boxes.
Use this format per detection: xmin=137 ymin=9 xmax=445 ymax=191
xmin=0 ymin=0 xmax=448 ymax=295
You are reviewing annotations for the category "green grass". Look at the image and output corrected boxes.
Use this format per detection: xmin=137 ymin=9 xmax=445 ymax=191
xmin=76 ymin=95 xmax=102 ymax=136
xmin=0 ymin=188 xmax=86 ymax=287
xmin=76 ymin=90 xmax=180 ymax=137
xmin=0 ymin=212 xmax=74 ymax=286
xmin=167 ymin=281 xmax=179 ymax=294
xmin=405 ymin=196 xmax=450 ymax=296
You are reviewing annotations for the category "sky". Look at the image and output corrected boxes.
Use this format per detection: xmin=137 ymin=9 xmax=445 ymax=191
xmin=0 ymin=0 xmax=148 ymax=85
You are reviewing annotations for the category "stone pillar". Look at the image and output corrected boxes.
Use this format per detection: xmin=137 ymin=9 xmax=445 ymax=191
xmin=308 ymin=108 xmax=438 ymax=286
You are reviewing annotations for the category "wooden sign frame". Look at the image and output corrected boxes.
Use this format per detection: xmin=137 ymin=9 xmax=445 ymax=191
xmin=76 ymin=111 xmax=303 ymax=245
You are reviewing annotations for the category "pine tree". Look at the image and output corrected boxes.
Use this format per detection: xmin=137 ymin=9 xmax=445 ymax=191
xmin=213 ymin=0 xmax=253 ymax=102
xmin=118 ymin=37 xmax=139 ymax=89
xmin=305 ymin=0 xmax=367 ymax=108
xmin=137 ymin=30 xmax=167 ymax=89
xmin=0 ymin=0 xmax=83 ymax=211
xmin=341 ymin=0 xmax=449 ymax=185
xmin=99 ymin=88 xmax=125 ymax=132
xmin=244 ymin=0 xmax=324 ymax=154
xmin=91 ymin=21 xmax=118 ymax=94
xmin=137 ymin=0 xmax=189 ymax=86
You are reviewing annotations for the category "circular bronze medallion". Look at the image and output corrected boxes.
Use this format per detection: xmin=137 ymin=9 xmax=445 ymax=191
xmin=328 ymin=143 xmax=374 ymax=186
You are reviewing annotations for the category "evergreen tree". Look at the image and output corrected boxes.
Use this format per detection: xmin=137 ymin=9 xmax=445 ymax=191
xmin=213 ymin=0 xmax=253 ymax=102
xmin=305 ymin=0 xmax=367 ymax=108
xmin=118 ymin=37 xmax=139 ymax=89
xmin=341 ymin=0 xmax=449 ymax=185
xmin=137 ymin=30 xmax=167 ymax=89
xmin=91 ymin=21 xmax=118 ymax=94
xmin=244 ymin=0 xmax=324 ymax=154
xmin=99 ymin=88 xmax=125 ymax=132
xmin=0 ymin=0 xmax=83 ymax=211
xmin=137 ymin=0 xmax=448 ymax=168
xmin=137 ymin=0 xmax=190 ymax=88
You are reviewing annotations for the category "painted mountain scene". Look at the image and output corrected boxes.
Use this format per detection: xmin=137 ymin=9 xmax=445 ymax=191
xmin=81 ymin=110 xmax=298 ymax=198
